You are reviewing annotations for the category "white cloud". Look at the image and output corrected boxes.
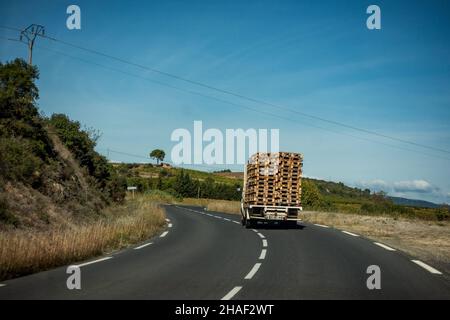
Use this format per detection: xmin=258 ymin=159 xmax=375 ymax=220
xmin=355 ymin=179 xmax=442 ymax=195
xmin=392 ymin=180 xmax=437 ymax=194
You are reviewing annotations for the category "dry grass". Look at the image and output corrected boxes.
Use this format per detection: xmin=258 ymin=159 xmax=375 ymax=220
xmin=0 ymin=196 xmax=166 ymax=281
xmin=180 ymin=198 xmax=241 ymax=215
xmin=300 ymin=211 xmax=450 ymax=274
xmin=206 ymin=200 xmax=240 ymax=215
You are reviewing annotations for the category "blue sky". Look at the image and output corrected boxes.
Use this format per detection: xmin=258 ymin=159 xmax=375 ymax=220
xmin=1 ymin=0 xmax=449 ymax=203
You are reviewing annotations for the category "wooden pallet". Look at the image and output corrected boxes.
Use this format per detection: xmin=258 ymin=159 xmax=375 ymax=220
xmin=244 ymin=152 xmax=303 ymax=207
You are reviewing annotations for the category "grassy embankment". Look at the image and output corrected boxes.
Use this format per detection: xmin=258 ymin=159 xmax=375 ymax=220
xmin=0 ymin=195 xmax=166 ymax=281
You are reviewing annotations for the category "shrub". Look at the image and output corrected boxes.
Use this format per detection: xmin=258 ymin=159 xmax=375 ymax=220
xmin=0 ymin=137 xmax=42 ymax=184
xmin=0 ymin=195 xmax=19 ymax=227
xmin=302 ymin=179 xmax=324 ymax=209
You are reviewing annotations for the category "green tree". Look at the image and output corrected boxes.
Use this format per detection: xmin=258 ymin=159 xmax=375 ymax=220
xmin=302 ymin=179 xmax=323 ymax=208
xmin=150 ymin=149 xmax=165 ymax=165
xmin=173 ymin=170 xmax=197 ymax=197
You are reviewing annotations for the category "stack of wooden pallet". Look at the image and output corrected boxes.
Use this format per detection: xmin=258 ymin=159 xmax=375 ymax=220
xmin=244 ymin=152 xmax=303 ymax=206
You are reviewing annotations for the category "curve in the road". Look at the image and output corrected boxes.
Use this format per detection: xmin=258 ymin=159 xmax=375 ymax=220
xmin=0 ymin=205 xmax=449 ymax=300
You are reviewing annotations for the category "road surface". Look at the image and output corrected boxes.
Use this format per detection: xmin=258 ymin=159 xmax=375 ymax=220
xmin=0 ymin=205 xmax=449 ymax=299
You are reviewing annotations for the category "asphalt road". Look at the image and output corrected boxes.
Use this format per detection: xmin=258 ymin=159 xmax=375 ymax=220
xmin=0 ymin=205 xmax=449 ymax=300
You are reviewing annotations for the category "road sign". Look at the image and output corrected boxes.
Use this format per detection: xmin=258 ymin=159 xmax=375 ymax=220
xmin=127 ymin=186 xmax=137 ymax=199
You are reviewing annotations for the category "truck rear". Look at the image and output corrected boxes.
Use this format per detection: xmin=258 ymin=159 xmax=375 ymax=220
xmin=241 ymin=152 xmax=303 ymax=227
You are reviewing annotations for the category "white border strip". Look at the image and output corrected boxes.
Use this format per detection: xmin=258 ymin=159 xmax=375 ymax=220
xmin=134 ymin=242 xmax=153 ymax=250
xmin=160 ymin=231 xmax=169 ymax=238
xmin=342 ymin=230 xmax=359 ymax=237
xmin=374 ymin=242 xmax=396 ymax=251
xmin=411 ymin=260 xmax=442 ymax=275
xmin=75 ymin=256 xmax=112 ymax=268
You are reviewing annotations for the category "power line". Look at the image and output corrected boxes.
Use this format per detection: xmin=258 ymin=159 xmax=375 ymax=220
xmin=14 ymin=26 xmax=447 ymax=156
xmin=2 ymin=36 xmax=450 ymax=162
xmin=4 ymin=25 xmax=447 ymax=155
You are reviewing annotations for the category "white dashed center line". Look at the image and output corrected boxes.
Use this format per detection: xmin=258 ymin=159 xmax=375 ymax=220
xmin=221 ymin=286 xmax=242 ymax=300
xmin=244 ymin=263 xmax=262 ymax=279
xmin=257 ymin=233 xmax=265 ymax=239
xmin=314 ymin=224 xmax=329 ymax=228
xmin=0 ymin=284 xmax=6 ymax=288
xmin=262 ymin=239 xmax=268 ymax=247
xmin=374 ymin=242 xmax=396 ymax=251
xmin=168 ymin=223 xmax=173 ymax=228
xmin=259 ymin=249 xmax=267 ymax=260
xmin=411 ymin=260 xmax=442 ymax=275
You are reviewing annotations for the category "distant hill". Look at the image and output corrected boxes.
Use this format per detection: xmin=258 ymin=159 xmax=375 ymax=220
xmin=389 ymin=196 xmax=440 ymax=208
xmin=212 ymin=171 xmax=442 ymax=209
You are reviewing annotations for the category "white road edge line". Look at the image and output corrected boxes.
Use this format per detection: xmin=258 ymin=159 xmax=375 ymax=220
xmin=257 ymin=233 xmax=265 ymax=239
xmin=0 ymin=284 xmax=6 ymax=287
xmin=245 ymin=263 xmax=262 ymax=279
xmin=314 ymin=224 xmax=329 ymax=228
xmin=165 ymin=218 xmax=170 ymax=222
xmin=411 ymin=260 xmax=442 ymax=275
xmin=134 ymin=242 xmax=153 ymax=250
xmin=374 ymin=242 xmax=396 ymax=251
xmin=224 ymin=218 xmax=231 ymax=222
xmin=262 ymin=239 xmax=268 ymax=247
xmin=233 ymin=221 xmax=240 ymax=224
xmin=168 ymin=223 xmax=173 ymax=228
xmin=160 ymin=231 xmax=169 ymax=238
xmin=259 ymin=249 xmax=267 ymax=260
xmin=75 ymin=256 xmax=113 ymax=268
xmin=221 ymin=286 xmax=242 ymax=300
xmin=342 ymin=230 xmax=359 ymax=237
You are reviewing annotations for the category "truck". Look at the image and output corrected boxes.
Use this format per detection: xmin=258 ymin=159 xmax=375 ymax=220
xmin=241 ymin=152 xmax=303 ymax=228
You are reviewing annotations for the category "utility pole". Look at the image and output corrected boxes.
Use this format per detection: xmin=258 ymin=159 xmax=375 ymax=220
xmin=20 ymin=24 xmax=45 ymax=65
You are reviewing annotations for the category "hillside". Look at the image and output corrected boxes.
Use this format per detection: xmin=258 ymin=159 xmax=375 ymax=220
xmin=389 ymin=196 xmax=440 ymax=208
xmin=0 ymin=59 xmax=126 ymax=230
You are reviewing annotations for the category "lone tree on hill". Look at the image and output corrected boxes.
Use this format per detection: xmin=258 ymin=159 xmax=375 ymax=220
xmin=150 ymin=149 xmax=165 ymax=165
